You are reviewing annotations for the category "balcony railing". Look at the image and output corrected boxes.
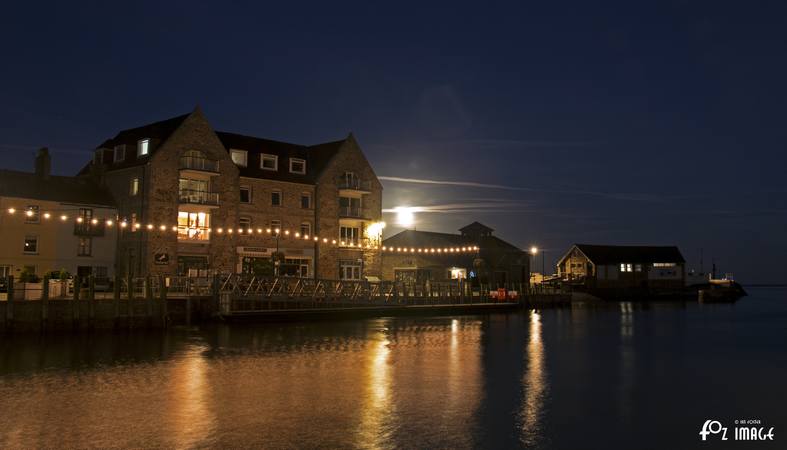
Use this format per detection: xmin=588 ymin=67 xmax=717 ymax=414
xmin=338 ymin=178 xmax=372 ymax=191
xmin=179 ymin=189 xmax=220 ymax=206
xmin=180 ymin=156 xmax=219 ymax=173
xmin=73 ymin=222 xmax=106 ymax=237
xmin=339 ymin=206 xmax=370 ymax=219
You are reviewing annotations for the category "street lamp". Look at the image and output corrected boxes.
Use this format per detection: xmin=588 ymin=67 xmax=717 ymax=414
xmin=530 ymin=246 xmax=545 ymax=283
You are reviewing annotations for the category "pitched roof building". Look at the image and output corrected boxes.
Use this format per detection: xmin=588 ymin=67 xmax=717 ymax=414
xmin=557 ymin=243 xmax=686 ymax=291
xmin=83 ymin=107 xmax=383 ymax=279
xmin=381 ymin=222 xmax=529 ymax=287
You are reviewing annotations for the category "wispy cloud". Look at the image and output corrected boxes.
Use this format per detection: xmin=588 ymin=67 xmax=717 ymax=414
xmin=378 ymin=175 xmax=698 ymax=202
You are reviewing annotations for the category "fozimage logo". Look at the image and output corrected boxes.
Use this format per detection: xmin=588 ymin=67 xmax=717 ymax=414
xmin=699 ymin=419 xmax=775 ymax=442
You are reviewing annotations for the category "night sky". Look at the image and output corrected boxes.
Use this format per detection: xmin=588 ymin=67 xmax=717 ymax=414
xmin=1 ymin=1 xmax=786 ymax=283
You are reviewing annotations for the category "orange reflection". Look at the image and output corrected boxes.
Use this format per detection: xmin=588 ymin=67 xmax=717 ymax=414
xmin=356 ymin=325 xmax=392 ymax=449
xmin=165 ymin=344 xmax=216 ymax=448
xmin=520 ymin=310 xmax=547 ymax=447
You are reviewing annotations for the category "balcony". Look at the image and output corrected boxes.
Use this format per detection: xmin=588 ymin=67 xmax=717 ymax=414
xmin=179 ymin=156 xmax=219 ymax=173
xmin=179 ymin=189 xmax=220 ymax=206
xmin=338 ymin=177 xmax=372 ymax=194
xmin=339 ymin=206 xmax=371 ymax=219
xmin=74 ymin=222 xmax=105 ymax=237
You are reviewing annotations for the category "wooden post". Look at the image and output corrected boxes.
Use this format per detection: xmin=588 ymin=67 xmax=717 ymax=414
xmin=145 ymin=276 xmax=153 ymax=323
xmin=41 ymin=275 xmax=49 ymax=329
xmin=159 ymin=275 xmax=167 ymax=326
xmin=113 ymin=274 xmax=120 ymax=322
xmin=127 ymin=275 xmax=133 ymax=322
xmin=73 ymin=275 xmax=81 ymax=325
xmin=88 ymin=275 xmax=96 ymax=324
xmin=6 ymin=275 xmax=14 ymax=328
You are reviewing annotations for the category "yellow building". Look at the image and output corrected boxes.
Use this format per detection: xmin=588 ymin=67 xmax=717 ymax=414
xmin=0 ymin=149 xmax=117 ymax=281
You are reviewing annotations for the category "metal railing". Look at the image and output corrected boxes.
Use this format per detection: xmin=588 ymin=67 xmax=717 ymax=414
xmin=338 ymin=205 xmax=370 ymax=218
xmin=178 ymin=189 xmax=219 ymax=206
xmin=180 ymin=156 xmax=219 ymax=172
xmin=338 ymin=178 xmax=372 ymax=191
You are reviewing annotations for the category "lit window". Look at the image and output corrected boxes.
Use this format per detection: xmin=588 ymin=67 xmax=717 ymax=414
xmin=653 ymin=262 xmax=677 ymax=268
xmin=130 ymin=178 xmax=140 ymax=196
xmin=300 ymin=222 xmax=311 ymax=236
xmin=301 ymin=193 xmax=311 ymax=209
xmin=627 ymin=263 xmax=633 ymax=272
xmin=25 ymin=205 xmax=40 ymax=223
xmin=271 ymin=190 xmax=282 ymax=206
xmin=289 ymin=158 xmax=306 ymax=174
xmin=24 ymin=236 xmax=38 ymax=254
xmin=240 ymin=186 xmax=251 ymax=203
xmin=239 ymin=216 xmax=252 ymax=229
xmin=450 ymin=267 xmax=467 ymax=279
xmin=261 ymin=154 xmax=278 ymax=170
xmin=78 ymin=237 xmax=92 ymax=256
xmin=177 ymin=211 xmax=210 ymax=241
xmin=270 ymin=220 xmax=281 ymax=237
xmin=339 ymin=260 xmax=362 ymax=280
xmin=138 ymin=139 xmax=149 ymax=157
xmin=114 ymin=145 xmax=126 ymax=162
xmin=231 ymin=149 xmax=248 ymax=167
xmin=340 ymin=226 xmax=360 ymax=246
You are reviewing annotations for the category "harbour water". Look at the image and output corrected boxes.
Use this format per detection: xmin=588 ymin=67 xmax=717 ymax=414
xmin=1 ymin=288 xmax=785 ymax=449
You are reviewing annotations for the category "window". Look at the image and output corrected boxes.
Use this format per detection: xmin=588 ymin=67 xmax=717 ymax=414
xmin=635 ymin=264 xmax=643 ymax=272
xmin=177 ymin=211 xmax=210 ymax=241
xmin=300 ymin=222 xmax=311 ymax=237
xmin=271 ymin=190 xmax=282 ymax=206
xmin=138 ymin=139 xmax=149 ymax=157
xmin=270 ymin=220 xmax=281 ymax=237
xmin=339 ymin=196 xmax=361 ymax=216
xmin=620 ymin=263 xmax=633 ymax=273
xmin=239 ymin=216 xmax=252 ymax=230
xmin=94 ymin=149 xmax=104 ymax=164
xmin=450 ymin=267 xmax=467 ymax=279
xmin=0 ymin=265 xmax=10 ymax=279
xmin=78 ymin=237 xmax=92 ymax=256
xmin=301 ymin=193 xmax=311 ymax=209
xmin=340 ymin=260 xmax=362 ymax=280
xmin=130 ymin=177 xmax=140 ymax=196
xmin=114 ymin=145 xmax=126 ymax=162
xmin=231 ymin=149 xmax=248 ymax=167
xmin=261 ymin=154 xmax=278 ymax=171
xmin=25 ymin=205 xmax=40 ymax=223
xmin=343 ymin=171 xmax=358 ymax=188
xmin=289 ymin=158 xmax=306 ymax=174
xmin=240 ymin=186 xmax=251 ymax=203
xmin=653 ymin=262 xmax=677 ymax=268
xmin=24 ymin=236 xmax=38 ymax=254
xmin=340 ymin=226 xmax=360 ymax=246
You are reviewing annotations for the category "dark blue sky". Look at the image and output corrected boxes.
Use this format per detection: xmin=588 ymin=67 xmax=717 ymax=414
xmin=1 ymin=1 xmax=786 ymax=282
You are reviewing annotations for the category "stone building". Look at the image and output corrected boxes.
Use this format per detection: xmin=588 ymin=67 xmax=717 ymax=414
xmin=0 ymin=148 xmax=117 ymax=280
xmin=381 ymin=222 xmax=530 ymax=288
xmin=81 ymin=107 xmax=383 ymax=279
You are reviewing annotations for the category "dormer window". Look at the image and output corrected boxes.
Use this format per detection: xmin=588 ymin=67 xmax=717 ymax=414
xmin=289 ymin=158 xmax=306 ymax=174
xmin=114 ymin=145 xmax=126 ymax=162
xmin=231 ymin=149 xmax=248 ymax=167
xmin=261 ymin=154 xmax=278 ymax=171
xmin=138 ymin=139 xmax=150 ymax=157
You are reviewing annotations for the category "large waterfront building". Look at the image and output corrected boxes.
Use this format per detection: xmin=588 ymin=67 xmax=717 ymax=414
xmin=80 ymin=107 xmax=383 ymax=280
xmin=381 ymin=222 xmax=530 ymax=287
xmin=0 ymin=149 xmax=117 ymax=280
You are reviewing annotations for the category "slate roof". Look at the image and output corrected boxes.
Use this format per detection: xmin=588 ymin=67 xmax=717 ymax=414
xmin=216 ymin=131 xmax=345 ymax=183
xmin=572 ymin=244 xmax=685 ymax=265
xmin=383 ymin=225 xmax=524 ymax=253
xmin=0 ymin=170 xmax=115 ymax=207
xmin=383 ymin=229 xmax=474 ymax=248
xmin=84 ymin=111 xmax=348 ymax=184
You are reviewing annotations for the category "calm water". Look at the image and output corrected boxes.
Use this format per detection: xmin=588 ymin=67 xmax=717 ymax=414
xmin=1 ymin=289 xmax=786 ymax=449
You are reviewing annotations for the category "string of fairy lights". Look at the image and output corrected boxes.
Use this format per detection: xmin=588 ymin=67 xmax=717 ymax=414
xmin=3 ymin=206 xmax=480 ymax=253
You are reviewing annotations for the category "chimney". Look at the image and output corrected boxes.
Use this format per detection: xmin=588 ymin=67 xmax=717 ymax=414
xmin=35 ymin=147 xmax=51 ymax=179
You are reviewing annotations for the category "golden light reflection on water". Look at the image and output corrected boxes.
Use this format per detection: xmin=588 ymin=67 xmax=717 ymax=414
xmin=356 ymin=324 xmax=392 ymax=449
xmin=520 ymin=310 xmax=548 ymax=447
xmin=165 ymin=344 xmax=216 ymax=449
